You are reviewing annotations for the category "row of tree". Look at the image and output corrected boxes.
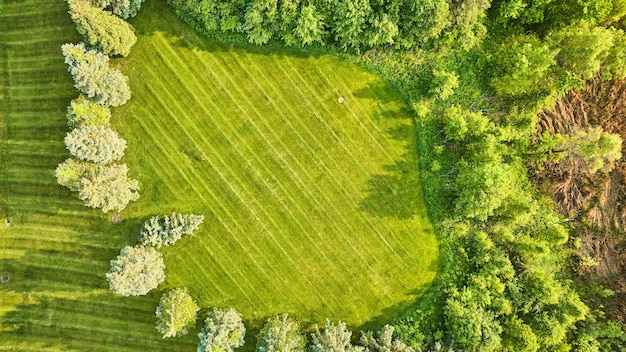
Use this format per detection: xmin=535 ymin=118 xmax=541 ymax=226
xmin=57 ymin=0 xmax=145 ymax=213
xmin=166 ymin=0 xmax=489 ymax=51
xmin=106 ymin=213 xmax=204 ymax=295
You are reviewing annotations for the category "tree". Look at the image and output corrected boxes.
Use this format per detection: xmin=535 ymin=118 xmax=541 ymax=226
xmin=61 ymin=43 xmax=131 ymax=107
xmin=293 ymin=3 xmax=325 ymax=47
xmin=555 ymin=126 xmax=622 ymax=174
xmin=68 ymin=0 xmax=137 ymax=57
xmin=89 ymin=0 xmax=146 ymax=19
xmin=551 ymin=24 xmax=614 ymax=80
xmin=256 ymin=314 xmax=305 ymax=352
xmin=244 ymin=0 xmax=279 ymax=45
xmin=156 ymin=288 xmax=200 ymax=338
xmin=55 ymin=158 xmax=90 ymax=191
xmin=77 ymin=162 xmax=140 ymax=212
xmin=67 ymin=94 xmax=111 ymax=127
xmin=311 ymin=319 xmax=363 ymax=352
xmin=360 ymin=325 xmax=414 ymax=352
xmin=333 ymin=0 xmax=371 ymax=50
xmin=488 ymin=36 xmax=558 ymax=97
xmin=366 ymin=13 xmax=398 ymax=46
xmin=64 ymin=125 xmax=126 ymax=164
xmin=139 ymin=213 xmax=205 ymax=248
xmin=198 ymin=307 xmax=246 ymax=352
xmin=106 ymin=245 xmax=165 ymax=296
xmin=55 ymin=159 xmax=139 ymax=212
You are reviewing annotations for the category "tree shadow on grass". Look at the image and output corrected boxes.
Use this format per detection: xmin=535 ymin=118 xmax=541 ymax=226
xmin=359 ymin=124 xmax=429 ymax=220
xmin=0 ymin=285 xmax=196 ymax=351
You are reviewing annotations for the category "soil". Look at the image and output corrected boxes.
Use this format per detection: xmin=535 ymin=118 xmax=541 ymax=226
xmin=532 ymin=77 xmax=626 ymax=322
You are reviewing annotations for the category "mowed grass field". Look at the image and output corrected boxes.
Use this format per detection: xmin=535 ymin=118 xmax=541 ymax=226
xmin=0 ymin=0 xmax=438 ymax=350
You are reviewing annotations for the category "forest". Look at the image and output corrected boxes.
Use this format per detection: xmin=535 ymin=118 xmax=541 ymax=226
xmin=2 ymin=0 xmax=626 ymax=351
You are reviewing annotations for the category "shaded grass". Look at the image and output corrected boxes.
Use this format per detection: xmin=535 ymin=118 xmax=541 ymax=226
xmin=0 ymin=0 xmax=438 ymax=349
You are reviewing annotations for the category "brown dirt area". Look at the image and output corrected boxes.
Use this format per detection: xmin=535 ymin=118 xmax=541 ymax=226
xmin=532 ymin=77 xmax=626 ymax=321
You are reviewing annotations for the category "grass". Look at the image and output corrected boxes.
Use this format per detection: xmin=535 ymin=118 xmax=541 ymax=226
xmin=0 ymin=0 xmax=438 ymax=350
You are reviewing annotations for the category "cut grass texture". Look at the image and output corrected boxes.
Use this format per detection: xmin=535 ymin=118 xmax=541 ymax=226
xmin=0 ymin=0 xmax=438 ymax=350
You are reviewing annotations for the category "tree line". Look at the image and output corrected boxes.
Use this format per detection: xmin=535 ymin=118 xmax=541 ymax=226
xmin=56 ymin=0 xmax=145 ymax=213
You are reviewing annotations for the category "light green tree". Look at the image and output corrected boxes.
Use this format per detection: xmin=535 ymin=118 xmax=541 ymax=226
xmin=156 ymin=288 xmax=200 ymax=338
xmin=64 ymin=125 xmax=126 ymax=164
xmin=139 ymin=213 xmax=205 ymax=248
xmin=77 ymin=162 xmax=139 ymax=212
xmin=67 ymin=95 xmax=111 ymax=127
xmin=68 ymin=0 xmax=137 ymax=57
xmin=311 ymin=319 xmax=363 ymax=352
xmin=198 ymin=307 xmax=246 ymax=352
xmin=61 ymin=42 xmax=131 ymax=107
xmin=294 ymin=3 xmax=325 ymax=47
xmin=360 ymin=325 xmax=414 ymax=352
xmin=55 ymin=158 xmax=90 ymax=191
xmin=89 ymin=0 xmax=145 ymax=19
xmin=555 ymin=126 xmax=622 ymax=174
xmin=106 ymin=246 xmax=165 ymax=296
xmin=244 ymin=0 xmax=278 ymax=45
xmin=333 ymin=0 xmax=371 ymax=50
xmin=256 ymin=314 xmax=305 ymax=352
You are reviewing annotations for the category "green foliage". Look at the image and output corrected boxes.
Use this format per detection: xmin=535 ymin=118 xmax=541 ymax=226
xmin=550 ymin=24 xmax=614 ymax=80
xmin=488 ymin=36 xmax=558 ymax=96
xmin=333 ymin=0 xmax=371 ymax=50
xmin=256 ymin=314 xmax=306 ymax=352
xmin=360 ymin=325 xmax=414 ymax=352
xmin=293 ymin=3 xmax=325 ymax=47
xmin=138 ymin=213 xmax=205 ymax=248
xmin=244 ymin=0 xmax=278 ymax=45
xmin=310 ymin=319 xmax=363 ymax=352
xmin=556 ymin=126 xmax=622 ymax=174
xmin=64 ymin=125 xmax=126 ymax=164
xmin=56 ymin=159 xmax=140 ymax=212
xmin=89 ymin=0 xmax=146 ymax=19
xmin=197 ymin=307 xmax=246 ymax=352
xmin=61 ymin=42 xmax=131 ymax=107
xmin=429 ymin=69 xmax=459 ymax=100
xmin=106 ymin=246 xmax=165 ymax=296
xmin=67 ymin=95 xmax=111 ymax=127
xmin=67 ymin=0 xmax=137 ymax=57
xmin=156 ymin=288 xmax=200 ymax=338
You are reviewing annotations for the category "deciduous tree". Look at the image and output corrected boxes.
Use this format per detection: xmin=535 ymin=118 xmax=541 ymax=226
xmin=67 ymin=94 xmax=111 ymax=127
xmin=64 ymin=125 xmax=126 ymax=164
xmin=256 ymin=314 xmax=305 ymax=352
xmin=106 ymin=246 xmax=165 ymax=296
xmin=156 ymin=288 xmax=200 ymax=338
xmin=89 ymin=0 xmax=146 ymax=19
xmin=198 ymin=307 xmax=246 ymax=352
xmin=68 ymin=0 xmax=137 ymax=56
xmin=62 ymin=43 xmax=131 ymax=107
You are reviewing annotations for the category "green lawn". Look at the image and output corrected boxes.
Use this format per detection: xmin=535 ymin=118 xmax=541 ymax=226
xmin=0 ymin=0 xmax=438 ymax=350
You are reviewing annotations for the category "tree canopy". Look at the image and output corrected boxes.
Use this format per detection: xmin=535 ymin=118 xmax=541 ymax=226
xmin=156 ymin=288 xmax=200 ymax=338
xmin=197 ymin=307 xmax=246 ymax=352
xmin=106 ymin=246 xmax=165 ymax=296
xmin=256 ymin=314 xmax=305 ymax=352
xmin=64 ymin=125 xmax=126 ymax=164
